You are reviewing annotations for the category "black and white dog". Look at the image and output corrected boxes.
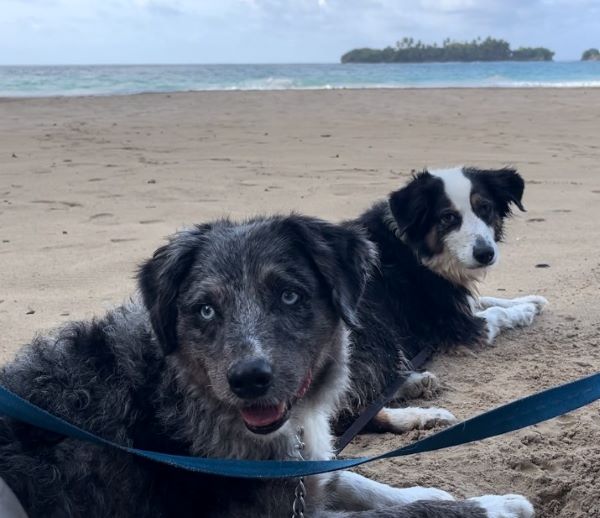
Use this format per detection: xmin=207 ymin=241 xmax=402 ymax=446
xmin=0 ymin=215 xmax=533 ymax=517
xmin=338 ymin=167 xmax=547 ymax=434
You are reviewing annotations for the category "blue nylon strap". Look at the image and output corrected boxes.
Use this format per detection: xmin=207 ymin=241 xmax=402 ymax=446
xmin=0 ymin=372 xmax=598 ymax=479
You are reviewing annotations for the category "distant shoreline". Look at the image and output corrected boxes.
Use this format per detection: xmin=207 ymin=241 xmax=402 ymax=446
xmin=0 ymin=60 xmax=591 ymax=67
xmin=341 ymin=37 xmax=554 ymax=64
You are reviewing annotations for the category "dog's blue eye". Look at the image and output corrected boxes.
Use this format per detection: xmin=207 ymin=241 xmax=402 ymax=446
xmin=199 ymin=304 xmax=216 ymax=320
xmin=281 ymin=290 xmax=300 ymax=306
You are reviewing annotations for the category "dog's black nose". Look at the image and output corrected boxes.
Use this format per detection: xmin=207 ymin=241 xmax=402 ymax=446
xmin=227 ymin=358 xmax=273 ymax=399
xmin=473 ymin=241 xmax=495 ymax=265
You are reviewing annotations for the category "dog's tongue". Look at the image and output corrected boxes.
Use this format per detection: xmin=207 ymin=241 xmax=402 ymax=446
xmin=241 ymin=402 xmax=286 ymax=428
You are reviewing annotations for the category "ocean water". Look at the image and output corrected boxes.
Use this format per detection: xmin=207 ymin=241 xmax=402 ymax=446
xmin=1 ymin=61 xmax=599 ymax=97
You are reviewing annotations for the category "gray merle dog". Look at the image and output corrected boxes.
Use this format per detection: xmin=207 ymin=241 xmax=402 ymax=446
xmin=0 ymin=215 xmax=533 ymax=517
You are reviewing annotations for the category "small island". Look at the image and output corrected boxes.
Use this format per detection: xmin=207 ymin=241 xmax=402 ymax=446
xmin=341 ymin=37 xmax=554 ymax=63
xmin=581 ymin=48 xmax=600 ymax=61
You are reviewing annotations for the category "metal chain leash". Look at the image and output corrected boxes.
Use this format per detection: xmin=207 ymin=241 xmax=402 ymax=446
xmin=291 ymin=426 xmax=306 ymax=518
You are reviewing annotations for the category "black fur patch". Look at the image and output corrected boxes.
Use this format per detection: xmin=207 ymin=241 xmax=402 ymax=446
xmin=388 ymin=171 xmax=452 ymax=259
xmin=138 ymin=223 xmax=213 ymax=353
xmin=464 ymin=167 xmax=526 ymax=216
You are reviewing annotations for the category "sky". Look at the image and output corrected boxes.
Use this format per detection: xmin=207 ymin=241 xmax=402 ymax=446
xmin=1 ymin=0 xmax=599 ymax=64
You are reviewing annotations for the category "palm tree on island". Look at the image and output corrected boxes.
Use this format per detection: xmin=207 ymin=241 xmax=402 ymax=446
xmin=341 ymin=37 xmax=554 ymax=63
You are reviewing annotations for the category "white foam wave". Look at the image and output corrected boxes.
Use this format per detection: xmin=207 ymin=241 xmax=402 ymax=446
xmin=2 ymin=78 xmax=600 ymax=98
xmin=490 ymin=80 xmax=600 ymax=88
xmin=200 ymin=80 xmax=600 ymax=91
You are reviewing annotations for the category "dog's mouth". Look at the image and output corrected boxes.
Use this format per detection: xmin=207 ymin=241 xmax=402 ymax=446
xmin=240 ymin=402 xmax=290 ymax=434
xmin=240 ymin=371 xmax=312 ymax=435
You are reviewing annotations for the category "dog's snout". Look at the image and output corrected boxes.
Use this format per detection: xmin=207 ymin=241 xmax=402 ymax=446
xmin=227 ymin=358 xmax=273 ymax=399
xmin=473 ymin=239 xmax=495 ymax=266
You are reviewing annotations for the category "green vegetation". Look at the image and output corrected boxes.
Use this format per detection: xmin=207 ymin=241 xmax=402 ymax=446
xmin=581 ymin=48 xmax=600 ymax=61
xmin=341 ymin=37 xmax=554 ymax=63
xmin=511 ymin=47 xmax=555 ymax=61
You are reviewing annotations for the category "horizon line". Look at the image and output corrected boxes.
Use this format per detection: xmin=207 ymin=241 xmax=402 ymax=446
xmin=0 ymin=59 xmax=590 ymax=67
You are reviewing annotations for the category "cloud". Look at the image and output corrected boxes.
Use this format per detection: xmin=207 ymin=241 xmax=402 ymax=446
xmin=0 ymin=0 xmax=597 ymax=63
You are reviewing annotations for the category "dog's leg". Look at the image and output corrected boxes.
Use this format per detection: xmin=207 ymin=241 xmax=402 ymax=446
xmin=477 ymin=295 xmax=547 ymax=312
xmin=332 ymin=375 xmax=449 ymax=437
xmin=396 ymin=371 xmax=441 ymax=401
xmin=324 ymin=470 xmax=454 ymax=511
xmin=318 ymin=497 xmax=533 ymax=517
xmin=0 ymin=478 xmax=28 ymax=518
xmin=476 ymin=301 xmax=545 ymax=344
xmin=321 ymin=472 xmax=534 ymax=517
xmin=334 ymin=373 xmax=446 ymax=436
xmin=368 ymin=406 xmax=457 ymax=434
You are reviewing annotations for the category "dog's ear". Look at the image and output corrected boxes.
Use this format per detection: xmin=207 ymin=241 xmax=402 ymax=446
xmin=138 ymin=225 xmax=210 ymax=353
xmin=283 ymin=216 xmax=378 ymax=329
xmin=468 ymin=167 xmax=526 ymax=215
xmin=388 ymin=171 xmax=439 ymax=240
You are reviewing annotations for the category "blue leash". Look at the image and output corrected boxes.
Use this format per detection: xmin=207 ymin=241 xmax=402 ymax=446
xmin=0 ymin=372 xmax=598 ymax=479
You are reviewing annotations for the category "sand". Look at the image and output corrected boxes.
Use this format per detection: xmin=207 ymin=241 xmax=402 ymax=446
xmin=1 ymin=88 xmax=599 ymax=517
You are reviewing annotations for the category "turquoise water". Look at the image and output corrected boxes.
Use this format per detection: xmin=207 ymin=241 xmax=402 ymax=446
xmin=1 ymin=62 xmax=600 ymax=97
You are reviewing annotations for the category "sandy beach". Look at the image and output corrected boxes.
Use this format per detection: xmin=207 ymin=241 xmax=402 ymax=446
xmin=1 ymin=88 xmax=599 ymax=517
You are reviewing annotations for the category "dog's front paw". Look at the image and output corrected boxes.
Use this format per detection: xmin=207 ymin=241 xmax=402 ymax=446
xmin=416 ymin=407 xmax=458 ymax=429
xmin=514 ymin=295 xmax=548 ymax=314
xmin=469 ymin=494 xmax=534 ymax=518
xmin=399 ymin=371 xmax=441 ymax=400
xmin=515 ymin=303 xmax=538 ymax=327
xmin=376 ymin=407 xmax=458 ymax=434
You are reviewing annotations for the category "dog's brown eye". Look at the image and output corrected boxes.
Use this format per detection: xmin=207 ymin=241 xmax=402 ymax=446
xmin=440 ymin=212 xmax=459 ymax=226
xmin=199 ymin=304 xmax=216 ymax=320
xmin=281 ymin=290 xmax=300 ymax=306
